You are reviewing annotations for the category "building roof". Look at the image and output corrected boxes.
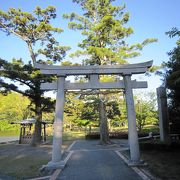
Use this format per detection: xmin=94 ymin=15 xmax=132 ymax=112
xmin=20 ymin=118 xmax=47 ymax=125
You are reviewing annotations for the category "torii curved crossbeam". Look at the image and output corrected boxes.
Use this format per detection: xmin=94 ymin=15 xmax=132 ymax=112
xmin=34 ymin=60 xmax=153 ymax=75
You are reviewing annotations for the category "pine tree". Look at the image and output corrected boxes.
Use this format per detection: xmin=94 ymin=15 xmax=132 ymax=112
xmin=164 ymin=28 xmax=180 ymax=133
xmin=64 ymin=0 xmax=157 ymax=144
xmin=0 ymin=6 xmax=70 ymax=64
xmin=0 ymin=6 xmax=70 ymax=145
xmin=0 ymin=58 xmax=56 ymax=145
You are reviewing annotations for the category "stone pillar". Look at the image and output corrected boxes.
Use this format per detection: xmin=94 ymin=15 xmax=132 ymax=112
xmin=48 ymin=76 xmax=65 ymax=168
xmin=156 ymin=87 xmax=169 ymax=143
xmin=123 ymin=75 xmax=140 ymax=164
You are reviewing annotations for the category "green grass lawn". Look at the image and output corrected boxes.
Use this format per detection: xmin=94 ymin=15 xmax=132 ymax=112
xmin=0 ymin=131 xmax=19 ymax=137
xmin=63 ymin=130 xmax=85 ymax=141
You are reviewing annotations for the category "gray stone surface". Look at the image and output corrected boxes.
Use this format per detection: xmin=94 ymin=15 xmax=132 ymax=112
xmin=124 ymin=75 xmax=140 ymax=162
xmin=51 ymin=76 xmax=65 ymax=164
xmin=35 ymin=60 xmax=153 ymax=75
xmin=0 ymin=174 xmax=16 ymax=180
xmin=157 ymin=87 xmax=169 ymax=143
xmin=41 ymin=80 xmax=147 ymax=90
xmin=69 ymin=140 xmax=128 ymax=151
xmin=57 ymin=140 xmax=142 ymax=180
xmin=0 ymin=136 xmax=18 ymax=143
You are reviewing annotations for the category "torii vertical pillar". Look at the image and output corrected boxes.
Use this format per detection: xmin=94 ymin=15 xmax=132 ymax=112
xmin=123 ymin=75 xmax=140 ymax=165
xmin=47 ymin=76 xmax=65 ymax=168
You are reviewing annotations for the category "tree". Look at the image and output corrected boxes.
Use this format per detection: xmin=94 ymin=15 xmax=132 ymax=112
xmin=64 ymin=92 xmax=85 ymax=130
xmin=0 ymin=6 xmax=69 ymax=64
xmin=0 ymin=58 xmax=55 ymax=144
xmin=64 ymin=0 xmax=156 ymax=64
xmin=0 ymin=6 xmax=70 ymax=145
xmin=0 ymin=92 xmax=31 ymax=122
xmin=80 ymin=95 xmax=101 ymax=133
xmin=64 ymin=0 xmax=157 ymax=144
xmin=106 ymin=99 xmax=121 ymax=131
xmin=0 ymin=92 xmax=31 ymax=132
xmin=135 ymin=92 xmax=158 ymax=132
xmin=163 ymin=28 xmax=180 ymax=133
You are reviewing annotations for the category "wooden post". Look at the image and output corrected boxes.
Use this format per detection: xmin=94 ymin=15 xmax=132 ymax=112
xmin=23 ymin=126 xmax=26 ymax=135
xmin=44 ymin=124 xmax=46 ymax=142
xmin=124 ymin=75 xmax=140 ymax=164
xmin=19 ymin=127 xmax=23 ymax=144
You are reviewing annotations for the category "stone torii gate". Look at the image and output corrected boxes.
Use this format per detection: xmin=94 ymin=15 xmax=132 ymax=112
xmin=35 ymin=60 xmax=153 ymax=168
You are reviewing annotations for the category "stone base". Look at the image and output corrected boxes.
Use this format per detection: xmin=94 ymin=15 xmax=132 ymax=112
xmin=128 ymin=160 xmax=147 ymax=167
xmin=40 ymin=151 xmax=74 ymax=173
xmin=40 ymin=160 xmax=65 ymax=172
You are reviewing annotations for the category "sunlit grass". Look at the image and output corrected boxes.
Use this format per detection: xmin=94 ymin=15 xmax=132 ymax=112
xmin=0 ymin=131 xmax=19 ymax=137
xmin=63 ymin=130 xmax=85 ymax=141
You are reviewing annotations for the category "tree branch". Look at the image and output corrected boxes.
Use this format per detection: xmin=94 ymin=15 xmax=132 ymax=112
xmin=0 ymin=22 xmax=29 ymax=41
xmin=14 ymin=77 xmax=35 ymax=90
xmin=0 ymin=81 xmax=31 ymax=97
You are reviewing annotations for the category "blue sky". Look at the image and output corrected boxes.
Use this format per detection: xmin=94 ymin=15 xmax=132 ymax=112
xmin=0 ymin=0 xmax=179 ymax=92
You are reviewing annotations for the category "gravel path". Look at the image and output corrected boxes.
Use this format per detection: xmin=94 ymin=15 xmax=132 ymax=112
xmin=0 ymin=136 xmax=18 ymax=143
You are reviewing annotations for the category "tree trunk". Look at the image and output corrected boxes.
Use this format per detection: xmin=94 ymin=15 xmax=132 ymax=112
xmin=99 ymin=99 xmax=110 ymax=144
xmin=27 ymin=41 xmax=37 ymax=65
xmin=31 ymin=102 xmax=42 ymax=146
xmin=89 ymin=125 xmax=92 ymax=133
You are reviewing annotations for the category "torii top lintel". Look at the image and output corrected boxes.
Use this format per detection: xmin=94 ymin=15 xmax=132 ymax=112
xmin=34 ymin=60 xmax=153 ymax=76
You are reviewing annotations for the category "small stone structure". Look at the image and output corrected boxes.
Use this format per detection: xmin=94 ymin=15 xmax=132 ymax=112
xmin=35 ymin=60 xmax=153 ymax=168
xmin=19 ymin=118 xmax=47 ymax=144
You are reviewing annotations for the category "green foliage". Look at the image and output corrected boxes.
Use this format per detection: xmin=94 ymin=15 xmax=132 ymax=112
xmin=0 ymin=120 xmax=20 ymax=132
xmin=61 ymin=60 xmax=81 ymax=66
xmin=64 ymin=93 xmax=85 ymax=129
xmin=106 ymin=100 xmax=121 ymax=120
xmin=0 ymin=92 xmax=31 ymax=123
xmin=63 ymin=0 xmax=157 ymax=141
xmin=0 ymin=58 xmax=55 ymax=114
xmin=0 ymin=91 xmax=54 ymax=132
xmin=163 ymin=28 xmax=180 ymax=126
xmin=64 ymin=93 xmax=122 ymax=129
xmin=78 ymin=94 xmax=122 ymax=127
xmin=0 ymin=6 xmax=70 ymax=63
xmin=0 ymin=6 xmax=70 ymax=113
xmin=0 ymin=57 xmax=56 ymax=144
xmin=0 ymin=92 xmax=31 ymax=132
xmin=80 ymin=96 xmax=99 ymax=123
xmin=135 ymin=92 xmax=158 ymax=132
xmin=64 ymin=0 xmax=157 ymax=65
xmin=63 ymin=90 xmax=158 ymax=132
